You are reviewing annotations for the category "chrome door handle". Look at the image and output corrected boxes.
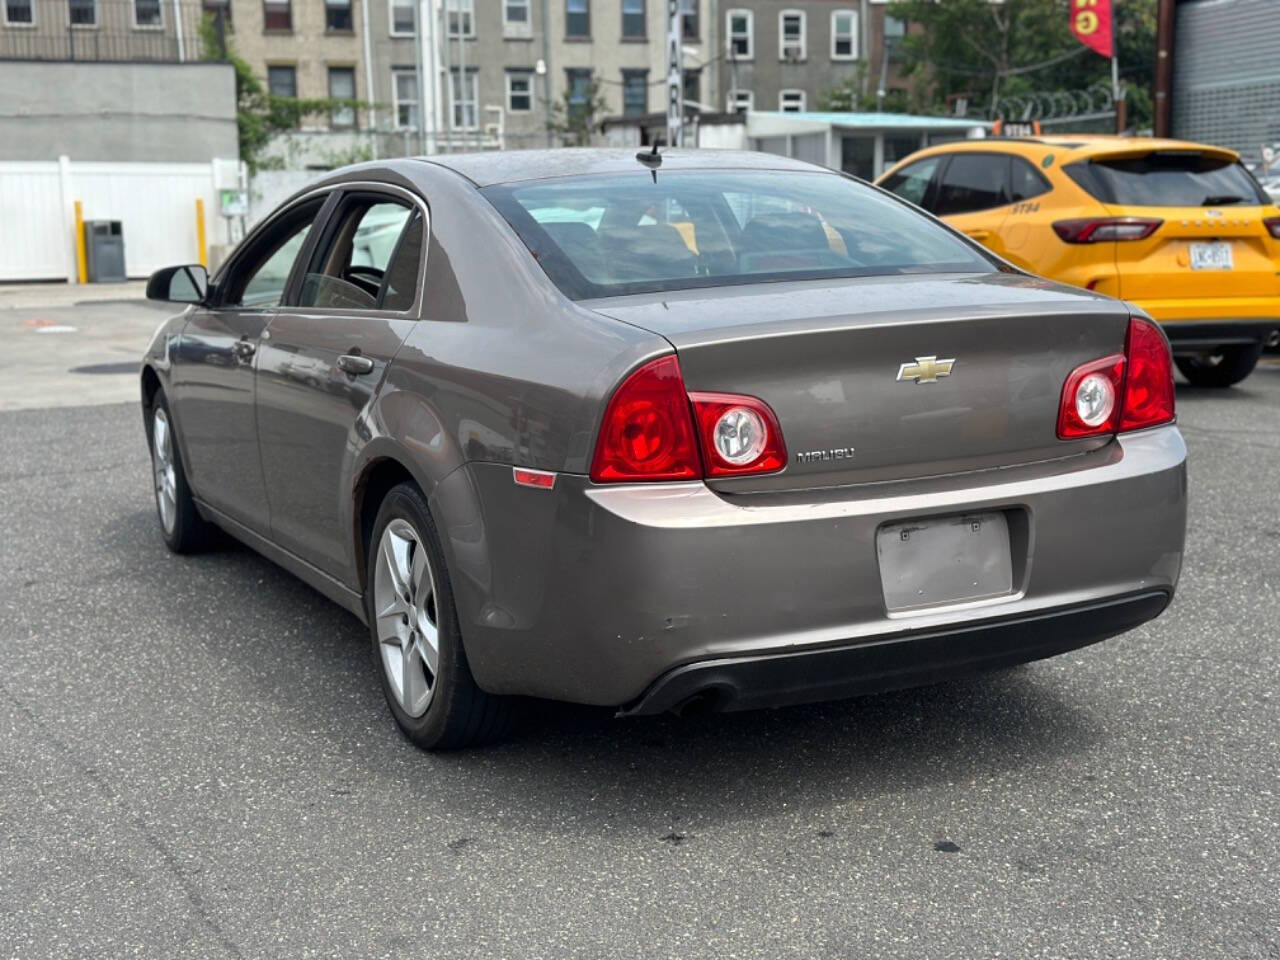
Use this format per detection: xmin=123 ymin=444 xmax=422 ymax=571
xmin=337 ymin=353 xmax=375 ymax=375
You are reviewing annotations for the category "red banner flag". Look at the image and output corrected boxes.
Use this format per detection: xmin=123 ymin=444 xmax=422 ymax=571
xmin=1070 ymin=0 xmax=1113 ymax=58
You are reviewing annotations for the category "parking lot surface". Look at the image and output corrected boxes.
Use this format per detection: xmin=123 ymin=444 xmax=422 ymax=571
xmin=1 ymin=298 xmax=1277 ymax=958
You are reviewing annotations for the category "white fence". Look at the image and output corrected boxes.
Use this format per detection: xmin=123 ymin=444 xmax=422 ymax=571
xmin=0 ymin=157 xmax=223 ymax=282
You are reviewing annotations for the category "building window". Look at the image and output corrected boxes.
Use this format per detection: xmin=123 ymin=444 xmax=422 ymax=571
xmin=566 ymin=67 xmax=592 ymax=105
xmin=507 ymin=72 xmax=533 ymax=111
xmin=202 ymin=0 xmax=231 ymax=29
xmin=621 ymin=0 xmax=643 ymax=39
xmin=778 ymin=10 xmax=804 ymax=60
xmin=449 ymin=69 xmax=478 ymax=128
xmin=68 ymin=0 xmax=96 ymax=26
xmin=565 ymin=0 xmax=588 ymax=37
xmin=682 ymin=67 xmax=700 ymax=108
xmin=390 ymin=0 xmax=413 ymax=35
xmin=263 ymin=0 xmax=292 ymax=31
xmin=329 ymin=66 xmax=356 ymax=128
xmin=680 ymin=0 xmax=697 ymax=39
xmin=3 ymin=0 xmax=35 ymax=25
xmin=779 ymin=89 xmax=805 ymax=112
xmin=325 ymin=0 xmax=352 ymax=32
xmin=267 ymin=64 xmax=297 ymax=98
xmin=504 ymin=0 xmax=530 ymax=35
xmin=132 ymin=0 xmax=162 ymax=26
xmin=393 ymin=67 xmax=419 ymax=129
xmin=622 ymin=68 xmax=647 ymax=116
xmin=884 ymin=15 xmax=906 ymax=61
xmin=726 ymin=88 xmax=752 ymax=114
xmin=831 ymin=9 xmax=857 ymax=59
xmin=726 ymin=9 xmax=751 ymax=59
xmin=446 ymin=0 xmax=474 ymax=37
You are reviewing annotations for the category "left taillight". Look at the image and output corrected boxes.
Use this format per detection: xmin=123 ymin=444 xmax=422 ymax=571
xmin=1057 ymin=316 xmax=1175 ymax=440
xmin=590 ymin=356 xmax=787 ymax=482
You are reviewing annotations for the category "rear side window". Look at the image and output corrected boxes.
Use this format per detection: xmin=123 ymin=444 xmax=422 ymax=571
xmin=880 ymin=156 xmax=941 ymax=208
xmin=1064 ymin=153 xmax=1269 ymax=207
xmin=933 ymin=153 xmax=1010 ymax=216
xmin=1010 ymin=157 xmax=1052 ymax=202
xmin=481 ymin=170 xmax=996 ymax=300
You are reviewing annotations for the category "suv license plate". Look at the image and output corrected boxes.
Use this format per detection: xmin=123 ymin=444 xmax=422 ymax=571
xmin=1190 ymin=242 xmax=1233 ymax=270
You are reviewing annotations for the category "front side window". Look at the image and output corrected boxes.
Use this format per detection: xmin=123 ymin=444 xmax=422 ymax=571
xmin=880 ymin=156 xmax=941 ymax=208
xmin=68 ymin=0 xmax=96 ymax=26
xmin=393 ymin=67 xmax=419 ymax=129
xmin=566 ymin=0 xmax=588 ymax=36
xmin=324 ymin=0 xmax=352 ymax=31
xmin=622 ymin=69 xmax=647 ymax=116
xmin=263 ymin=0 xmax=291 ymax=31
xmin=482 ymin=170 xmax=994 ymax=300
xmin=450 ymin=69 xmax=478 ymax=128
xmin=390 ymin=0 xmax=413 ymax=35
xmin=779 ymin=89 xmax=804 ymax=112
xmin=507 ymin=72 xmax=533 ymax=112
xmin=831 ymin=9 xmax=856 ymax=59
xmin=933 ymin=153 xmax=1010 ymax=216
xmin=727 ymin=88 xmax=753 ymax=114
xmin=727 ymin=9 xmax=751 ymax=58
xmin=230 ymin=202 xmax=323 ymax=308
xmin=299 ymin=199 xmax=424 ymax=312
xmin=329 ymin=67 xmax=356 ymax=128
xmin=447 ymin=0 xmax=474 ymax=37
xmin=779 ymin=10 xmax=804 ymax=60
xmin=621 ymin=0 xmax=644 ymax=38
xmin=4 ymin=0 xmax=35 ymax=25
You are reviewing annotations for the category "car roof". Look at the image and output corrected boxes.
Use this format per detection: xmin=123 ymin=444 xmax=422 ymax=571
xmin=903 ymin=135 xmax=1240 ymax=164
xmin=417 ymin=148 xmax=825 ymax=187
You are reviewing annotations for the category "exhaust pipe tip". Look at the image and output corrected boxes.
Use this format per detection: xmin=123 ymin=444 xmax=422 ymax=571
xmin=1266 ymin=329 xmax=1280 ymax=348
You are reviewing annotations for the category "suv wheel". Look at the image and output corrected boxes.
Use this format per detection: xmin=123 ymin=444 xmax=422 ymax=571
xmin=1175 ymin=343 xmax=1263 ymax=388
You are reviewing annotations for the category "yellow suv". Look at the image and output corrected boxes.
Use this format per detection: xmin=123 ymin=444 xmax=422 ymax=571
xmin=877 ymin=136 xmax=1280 ymax=387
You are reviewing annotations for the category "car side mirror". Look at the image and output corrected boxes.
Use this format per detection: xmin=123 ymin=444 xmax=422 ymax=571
xmin=147 ymin=264 xmax=209 ymax=304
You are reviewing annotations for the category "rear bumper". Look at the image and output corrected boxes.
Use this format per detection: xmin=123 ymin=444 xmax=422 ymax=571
xmin=1154 ymin=320 xmax=1279 ymax=352
xmin=437 ymin=426 xmax=1187 ymax=708
xmin=1133 ymin=297 xmax=1280 ymax=346
xmin=620 ymin=590 xmax=1170 ymax=715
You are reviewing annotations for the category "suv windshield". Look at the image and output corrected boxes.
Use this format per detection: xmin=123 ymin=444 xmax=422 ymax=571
xmin=1065 ymin=152 xmax=1269 ymax=207
xmin=482 ymin=170 xmax=995 ymax=299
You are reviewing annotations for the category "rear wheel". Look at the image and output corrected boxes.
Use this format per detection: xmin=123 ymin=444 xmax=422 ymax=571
xmin=367 ymin=482 xmax=514 ymax=750
xmin=146 ymin=390 xmax=214 ymax=553
xmin=1175 ymin=343 xmax=1263 ymax=388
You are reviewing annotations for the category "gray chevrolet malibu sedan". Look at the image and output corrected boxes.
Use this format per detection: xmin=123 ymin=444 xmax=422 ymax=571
xmin=141 ymin=149 xmax=1187 ymax=749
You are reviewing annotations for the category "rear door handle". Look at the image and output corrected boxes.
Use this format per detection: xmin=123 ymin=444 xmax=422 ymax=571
xmin=337 ymin=353 xmax=375 ymax=375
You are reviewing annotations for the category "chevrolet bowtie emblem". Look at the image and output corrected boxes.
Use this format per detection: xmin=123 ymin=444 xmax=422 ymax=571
xmin=896 ymin=356 xmax=955 ymax=384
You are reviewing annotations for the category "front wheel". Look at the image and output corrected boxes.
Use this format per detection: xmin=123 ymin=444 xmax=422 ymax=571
xmin=147 ymin=390 xmax=214 ymax=553
xmin=367 ymin=482 xmax=514 ymax=750
xmin=1175 ymin=343 xmax=1263 ymax=388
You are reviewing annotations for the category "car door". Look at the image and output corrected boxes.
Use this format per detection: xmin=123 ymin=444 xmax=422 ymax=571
xmin=170 ymin=194 xmax=330 ymax=533
xmin=931 ymin=152 xmax=1014 ymax=257
xmin=254 ymin=186 xmax=427 ymax=581
xmin=878 ymin=154 xmax=944 ymax=211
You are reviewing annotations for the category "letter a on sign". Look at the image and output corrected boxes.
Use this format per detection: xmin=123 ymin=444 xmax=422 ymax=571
xmin=1070 ymin=0 xmax=1113 ymax=58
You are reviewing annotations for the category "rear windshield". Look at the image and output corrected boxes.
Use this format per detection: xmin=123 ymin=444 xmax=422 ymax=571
xmin=1064 ymin=153 xmax=1269 ymax=207
xmin=481 ymin=170 xmax=996 ymax=299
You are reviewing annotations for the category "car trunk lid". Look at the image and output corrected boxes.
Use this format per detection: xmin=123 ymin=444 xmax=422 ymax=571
xmin=589 ymin=273 xmax=1132 ymax=490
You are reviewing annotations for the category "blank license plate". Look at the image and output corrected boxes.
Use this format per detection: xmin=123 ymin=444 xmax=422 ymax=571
xmin=1190 ymin=242 xmax=1233 ymax=270
xmin=876 ymin=512 xmax=1013 ymax=613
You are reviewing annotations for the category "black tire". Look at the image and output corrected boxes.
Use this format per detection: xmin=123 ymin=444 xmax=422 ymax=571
xmin=146 ymin=390 xmax=215 ymax=554
xmin=1175 ymin=343 xmax=1263 ymax=388
xmin=366 ymin=482 xmax=514 ymax=750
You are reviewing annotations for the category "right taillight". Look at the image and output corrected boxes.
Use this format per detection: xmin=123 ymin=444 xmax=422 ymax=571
xmin=1057 ymin=316 xmax=1175 ymax=440
xmin=1263 ymin=216 xmax=1280 ymax=239
xmin=1052 ymin=217 xmax=1163 ymax=243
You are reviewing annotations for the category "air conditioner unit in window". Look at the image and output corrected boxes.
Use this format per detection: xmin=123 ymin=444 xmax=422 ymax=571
xmin=782 ymin=44 xmax=803 ymax=62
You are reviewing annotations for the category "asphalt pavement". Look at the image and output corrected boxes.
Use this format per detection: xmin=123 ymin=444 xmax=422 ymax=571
xmin=1 ymin=297 xmax=1277 ymax=959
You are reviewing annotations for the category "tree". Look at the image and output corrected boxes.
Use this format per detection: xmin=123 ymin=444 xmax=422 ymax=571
xmin=199 ymin=15 xmax=361 ymax=173
xmin=883 ymin=0 xmax=1157 ymax=129
xmin=547 ymin=77 xmax=610 ymax=147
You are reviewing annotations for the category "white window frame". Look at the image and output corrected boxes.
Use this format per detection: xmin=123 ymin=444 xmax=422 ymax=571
xmin=328 ymin=66 xmax=357 ymax=128
xmin=726 ymin=88 xmax=753 ymax=113
xmin=449 ymin=68 xmax=479 ymax=129
xmin=725 ymin=8 xmax=752 ymax=60
xmin=506 ymin=72 xmax=533 ymax=112
xmin=131 ymin=0 xmax=164 ymax=28
xmin=445 ymin=0 xmax=475 ymax=38
xmin=3 ymin=0 xmax=37 ymax=27
xmin=830 ymin=8 xmax=857 ymax=60
xmin=392 ymin=67 xmax=419 ymax=130
xmin=503 ymin=0 xmax=531 ymax=36
xmin=389 ymin=0 xmax=414 ymax=37
xmin=778 ymin=10 xmax=805 ymax=61
xmin=68 ymin=0 xmax=98 ymax=28
xmin=779 ymin=89 xmax=805 ymax=112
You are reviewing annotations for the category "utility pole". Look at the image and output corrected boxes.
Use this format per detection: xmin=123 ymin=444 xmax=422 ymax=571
xmin=414 ymin=0 xmax=427 ymax=154
xmin=1154 ymin=0 xmax=1175 ymax=137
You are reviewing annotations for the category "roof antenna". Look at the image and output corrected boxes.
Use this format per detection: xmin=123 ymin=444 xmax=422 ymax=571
xmin=636 ymin=138 xmax=663 ymax=182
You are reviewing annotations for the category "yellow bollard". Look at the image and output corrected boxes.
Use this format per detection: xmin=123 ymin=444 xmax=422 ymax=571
xmin=73 ymin=200 xmax=88 ymax=284
xmin=195 ymin=197 xmax=208 ymax=268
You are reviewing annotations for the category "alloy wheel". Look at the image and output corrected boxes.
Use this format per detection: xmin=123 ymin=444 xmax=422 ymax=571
xmin=373 ymin=518 xmax=440 ymax=718
xmin=151 ymin=407 xmax=177 ymax=535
